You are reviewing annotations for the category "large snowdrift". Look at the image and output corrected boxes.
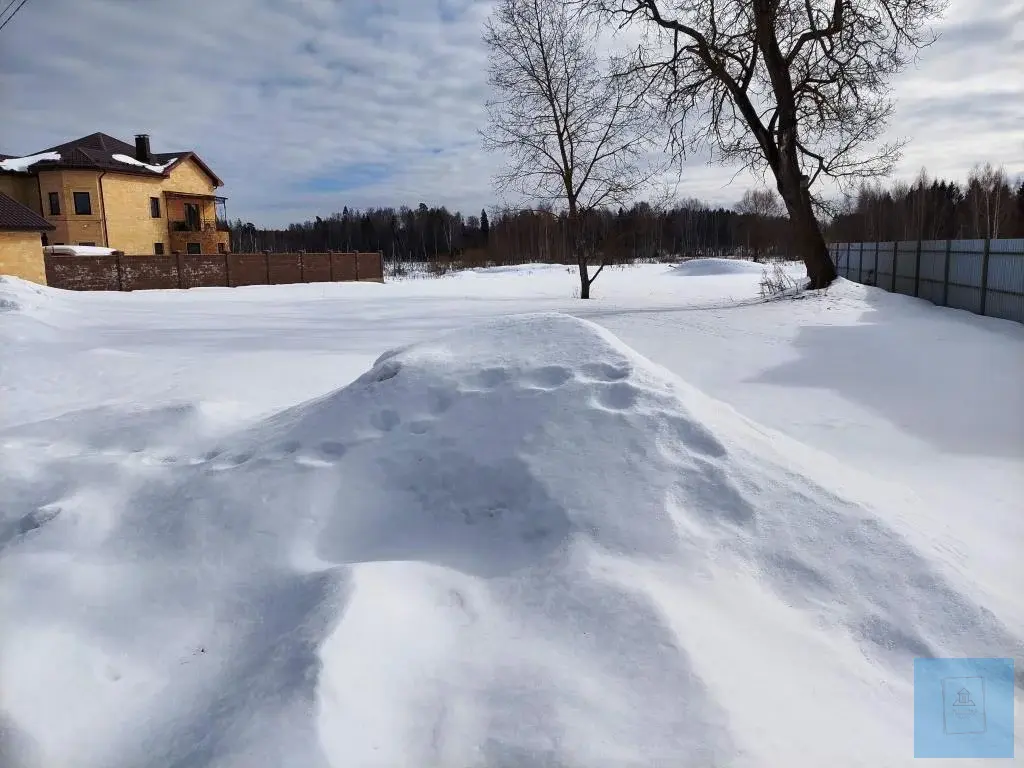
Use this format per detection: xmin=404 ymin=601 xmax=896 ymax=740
xmin=1 ymin=311 xmax=1019 ymax=767
xmin=670 ymin=257 xmax=767 ymax=276
xmin=0 ymin=276 xmax=60 ymax=316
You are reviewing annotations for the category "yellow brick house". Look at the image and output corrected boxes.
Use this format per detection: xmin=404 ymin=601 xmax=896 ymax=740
xmin=0 ymin=132 xmax=229 ymax=259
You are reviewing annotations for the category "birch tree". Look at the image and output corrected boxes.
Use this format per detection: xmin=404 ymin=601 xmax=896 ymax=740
xmin=482 ymin=0 xmax=663 ymax=298
xmin=965 ymin=163 xmax=1013 ymax=240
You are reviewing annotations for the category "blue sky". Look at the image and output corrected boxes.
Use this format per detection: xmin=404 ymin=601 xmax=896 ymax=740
xmin=0 ymin=0 xmax=1020 ymax=227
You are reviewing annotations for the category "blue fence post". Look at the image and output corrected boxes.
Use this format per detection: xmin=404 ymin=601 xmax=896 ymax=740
xmin=891 ymin=241 xmax=898 ymax=292
xmin=913 ymin=239 xmax=922 ymax=297
xmin=942 ymin=239 xmax=951 ymax=306
xmin=979 ymin=238 xmax=992 ymax=316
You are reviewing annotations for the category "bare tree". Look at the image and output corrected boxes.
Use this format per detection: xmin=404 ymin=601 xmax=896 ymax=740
xmin=579 ymin=0 xmax=947 ymax=288
xmin=482 ymin=0 xmax=663 ymax=298
xmin=1015 ymin=179 xmax=1024 ymax=238
xmin=965 ymin=163 xmax=1013 ymax=239
xmin=735 ymin=187 xmax=783 ymax=259
xmin=737 ymin=188 xmax=782 ymax=219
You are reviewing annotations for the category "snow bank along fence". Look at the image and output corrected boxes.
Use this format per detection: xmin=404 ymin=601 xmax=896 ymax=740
xmin=829 ymin=239 xmax=1024 ymax=324
xmin=43 ymin=251 xmax=384 ymax=291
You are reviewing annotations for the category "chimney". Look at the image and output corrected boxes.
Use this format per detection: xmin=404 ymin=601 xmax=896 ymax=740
xmin=134 ymin=134 xmax=152 ymax=164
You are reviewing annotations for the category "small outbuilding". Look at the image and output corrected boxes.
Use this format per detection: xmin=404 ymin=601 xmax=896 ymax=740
xmin=0 ymin=191 xmax=54 ymax=284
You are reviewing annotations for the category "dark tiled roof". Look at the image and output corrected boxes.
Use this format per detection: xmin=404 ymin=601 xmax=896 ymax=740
xmin=0 ymin=132 xmax=224 ymax=186
xmin=0 ymin=192 xmax=55 ymax=231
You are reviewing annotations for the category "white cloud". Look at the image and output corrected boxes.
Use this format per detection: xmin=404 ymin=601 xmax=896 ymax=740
xmin=887 ymin=0 xmax=1024 ymax=182
xmin=0 ymin=0 xmax=1019 ymax=226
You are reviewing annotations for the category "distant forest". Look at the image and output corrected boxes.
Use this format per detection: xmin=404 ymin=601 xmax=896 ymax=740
xmin=229 ymin=164 xmax=1024 ymax=262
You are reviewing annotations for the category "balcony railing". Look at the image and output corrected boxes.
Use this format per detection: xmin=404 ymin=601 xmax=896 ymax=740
xmin=171 ymin=218 xmax=230 ymax=233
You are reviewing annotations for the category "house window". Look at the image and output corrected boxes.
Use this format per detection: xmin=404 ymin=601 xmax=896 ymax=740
xmin=217 ymin=242 xmax=226 ymax=254
xmin=48 ymin=192 xmax=61 ymax=216
xmin=154 ymin=242 xmax=165 ymax=255
xmin=73 ymin=191 xmax=92 ymax=216
xmin=150 ymin=197 xmax=161 ymax=218
xmin=184 ymin=203 xmax=201 ymax=230
xmin=186 ymin=242 xmax=202 ymax=254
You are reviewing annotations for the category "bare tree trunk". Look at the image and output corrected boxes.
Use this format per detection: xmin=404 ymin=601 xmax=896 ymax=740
xmin=578 ymin=254 xmax=591 ymax=298
xmin=780 ymin=181 xmax=837 ymax=288
xmin=568 ymin=206 xmax=591 ymax=299
xmin=767 ymin=95 xmax=834 ymax=287
xmin=789 ymin=201 xmax=836 ymax=288
xmin=756 ymin=10 xmax=838 ymax=290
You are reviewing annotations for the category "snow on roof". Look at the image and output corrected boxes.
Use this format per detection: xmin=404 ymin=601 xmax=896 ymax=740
xmin=0 ymin=151 xmax=61 ymax=173
xmin=43 ymin=245 xmax=118 ymax=257
xmin=111 ymin=153 xmax=177 ymax=174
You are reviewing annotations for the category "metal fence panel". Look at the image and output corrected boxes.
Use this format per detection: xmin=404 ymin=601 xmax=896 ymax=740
xmin=919 ymin=241 xmax=947 ymax=281
xmin=987 ymin=252 xmax=1024 ymax=293
xmin=988 ymin=238 xmax=1024 ymax=254
xmin=874 ymin=241 xmax=894 ymax=289
xmin=874 ymin=242 xmax=893 ymax=288
xmin=918 ymin=278 xmax=945 ymax=306
xmin=892 ymin=240 xmax=916 ymax=295
xmin=984 ymin=288 xmax=1024 ymax=323
xmin=829 ymin=238 xmax=1023 ymax=325
xmin=916 ymin=240 xmax=945 ymax=304
xmin=875 ymin=241 xmax=893 ymax=274
xmin=830 ymin=244 xmax=846 ymax=277
xmin=947 ymin=241 xmax=984 ymax=314
xmin=985 ymin=240 xmax=1024 ymax=322
xmin=850 ymin=244 xmax=862 ymax=279
xmin=948 ymin=241 xmax=985 ymax=287
xmin=895 ymin=241 xmax=918 ymax=277
xmin=859 ymin=242 xmax=875 ymax=285
xmin=947 ymin=285 xmax=982 ymax=314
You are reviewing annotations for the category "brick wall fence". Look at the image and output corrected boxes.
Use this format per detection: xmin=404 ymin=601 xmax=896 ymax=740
xmin=44 ymin=251 xmax=384 ymax=292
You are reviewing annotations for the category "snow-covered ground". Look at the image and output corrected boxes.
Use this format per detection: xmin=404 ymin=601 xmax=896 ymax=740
xmin=1 ymin=261 xmax=1021 ymax=767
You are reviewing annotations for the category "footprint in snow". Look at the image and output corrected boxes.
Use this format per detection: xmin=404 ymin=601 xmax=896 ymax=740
xmin=592 ymin=382 xmax=640 ymax=411
xmin=522 ymin=365 xmax=574 ymax=390
xmin=318 ymin=441 xmax=347 ymax=458
xmin=293 ymin=441 xmax=348 ymax=468
xmin=0 ymin=506 xmax=62 ymax=549
xmin=579 ymin=362 xmax=631 ymax=382
xmin=407 ymin=420 xmax=433 ymax=435
xmin=370 ymin=409 xmax=401 ymax=432
xmin=207 ymin=451 xmax=255 ymax=471
xmin=468 ymin=367 xmax=511 ymax=390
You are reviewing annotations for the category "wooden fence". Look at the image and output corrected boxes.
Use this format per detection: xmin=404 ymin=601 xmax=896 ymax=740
xmin=829 ymin=239 xmax=1024 ymax=324
xmin=44 ymin=251 xmax=384 ymax=292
